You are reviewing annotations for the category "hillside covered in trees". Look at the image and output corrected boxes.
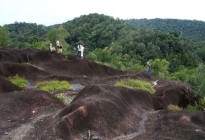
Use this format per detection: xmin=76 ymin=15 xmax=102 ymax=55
xmin=1 ymin=13 xmax=205 ymax=97
xmin=125 ymin=18 xmax=205 ymax=41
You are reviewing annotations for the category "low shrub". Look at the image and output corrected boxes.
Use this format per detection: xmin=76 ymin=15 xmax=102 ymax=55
xmin=115 ymin=78 xmax=155 ymax=93
xmin=185 ymin=97 xmax=205 ymax=111
xmin=185 ymin=105 xmax=198 ymax=111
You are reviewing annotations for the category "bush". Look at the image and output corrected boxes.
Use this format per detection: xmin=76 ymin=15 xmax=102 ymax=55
xmin=169 ymin=68 xmax=195 ymax=82
xmin=8 ymin=75 xmax=27 ymax=88
xmin=185 ymin=98 xmax=205 ymax=111
xmin=168 ymin=64 xmax=205 ymax=97
xmin=185 ymin=105 xmax=198 ymax=111
xmin=149 ymin=59 xmax=169 ymax=79
xmin=129 ymin=64 xmax=145 ymax=71
xmin=36 ymin=80 xmax=73 ymax=92
xmin=115 ymin=78 xmax=155 ymax=93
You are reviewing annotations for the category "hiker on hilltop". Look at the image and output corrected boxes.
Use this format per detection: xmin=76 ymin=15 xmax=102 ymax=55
xmin=76 ymin=42 xmax=85 ymax=59
xmin=49 ymin=43 xmax=56 ymax=53
xmin=146 ymin=61 xmax=151 ymax=78
xmin=80 ymin=44 xmax=85 ymax=59
xmin=56 ymin=40 xmax=63 ymax=54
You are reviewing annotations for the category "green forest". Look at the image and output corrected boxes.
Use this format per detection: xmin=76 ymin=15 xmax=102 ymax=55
xmin=1 ymin=13 xmax=205 ymax=97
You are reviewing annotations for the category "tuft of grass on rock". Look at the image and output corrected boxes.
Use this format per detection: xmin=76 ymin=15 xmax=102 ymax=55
xmin=167 ymin=104 xmax=182 ymax=111
xmin=8 ymin=75 xmax=27 ymax=88
xmin=36 ymin=80 xmax=73 ymax=92
xmin=115 ymin=78 xmax=155 ymax=93
xmin=55 ymin=93 xmax=64 ymax=100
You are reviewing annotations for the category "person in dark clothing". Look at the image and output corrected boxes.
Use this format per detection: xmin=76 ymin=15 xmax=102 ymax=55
xmin=146 ymin=62 xmax=151 ymax=78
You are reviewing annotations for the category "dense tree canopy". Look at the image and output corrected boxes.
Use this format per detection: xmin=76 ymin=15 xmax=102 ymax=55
xmin=5 ymin=22 xmax=50 ymax=48
xmin=125 ymin=18 xmax=205 ymax=41
xmin=61 ymin=14 xmax=201 ymax=72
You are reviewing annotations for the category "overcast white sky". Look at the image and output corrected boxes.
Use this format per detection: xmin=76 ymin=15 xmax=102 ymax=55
xmin=0 ymin=0 xmax=204 ymax=26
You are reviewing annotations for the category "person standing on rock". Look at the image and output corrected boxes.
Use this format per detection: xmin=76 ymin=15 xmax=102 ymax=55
xmin=146 ymin=61 xmax=151 ymax=78
xmin=56 ymin=40 xmax=63 ymax=54
xmin=49 ymin=43 xmax=56 ymax=53
xmin=76 ymin=42 xmax=84 ymax=59
xmin=80 ymin=44 xmax=85 ymax=59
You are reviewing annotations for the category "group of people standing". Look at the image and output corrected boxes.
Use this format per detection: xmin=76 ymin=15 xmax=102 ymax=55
xmin=49 ymin=40 xmax=151 ymax=77
xmin=49 ymin=41 xmax=85 ymax=59
xmin=49 ymin=40 xmax=63 ymax=54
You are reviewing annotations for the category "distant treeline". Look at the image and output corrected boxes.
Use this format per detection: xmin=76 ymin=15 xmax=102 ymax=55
xmin=125 ymin=18 xmax=205 ymax=42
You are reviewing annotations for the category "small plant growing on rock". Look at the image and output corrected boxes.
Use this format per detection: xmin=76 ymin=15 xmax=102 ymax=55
xmin=36 ymin=80 xmax=73 ymax=92
xmin=55 ymin=93 xmax=64 ymax=100
xmin=115 ymin=78 xmax=155 ymax=93
xmin=167 ymin=104 xmax=182 ymax=111
xmin=8 ymin=74 xmax=27 ymax=88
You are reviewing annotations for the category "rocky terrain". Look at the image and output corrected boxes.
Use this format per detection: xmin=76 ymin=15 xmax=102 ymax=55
xmin=0 ymin=47 xmax=204 ymax=140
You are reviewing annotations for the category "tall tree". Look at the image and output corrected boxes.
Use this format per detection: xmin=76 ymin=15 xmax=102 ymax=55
xmin=47 ymin=25 xmax=70 ymax=54
xmin=0 ymin=26 xmax=11 ymax=47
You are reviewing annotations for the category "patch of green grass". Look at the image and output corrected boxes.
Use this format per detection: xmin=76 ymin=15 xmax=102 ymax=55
xmin=36 ymin=80 xmax=73 ymax=92
xmin=8 ymin=75 xmax=27 ymax=88
xmin=115 ymin=78 xmax=155 ymax=93
xmin=55 ymin=93 xmax=64 ymax=100
xmin=167 ymin=104 xmax=182 ymax=111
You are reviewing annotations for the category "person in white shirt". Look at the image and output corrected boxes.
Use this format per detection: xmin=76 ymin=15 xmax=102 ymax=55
xmin=49 ymin=43 xmax=56 ymax=53
xmin=76 ymin=42 xmax=85 ymax=59
xmin=80 ymin=44 xmax=85 ymax=59
xmin=56 ymin=40 xmax=63 ymax=54
xmin=56 ymin=40 xmax=60 ymax=47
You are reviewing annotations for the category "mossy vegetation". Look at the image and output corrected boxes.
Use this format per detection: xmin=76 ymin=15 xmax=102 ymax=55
xmin=167 ymin=104 xmax=182 ymax=111
xmin=8 ymin=75 xmax=27 ymax=88
xmin=36 ymin=80 xmax=73 ymax=92
xmin=115 ymin=78 xmax=155 ymax=93
xmin=55 ymin=93 xmax=64 ymax=100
